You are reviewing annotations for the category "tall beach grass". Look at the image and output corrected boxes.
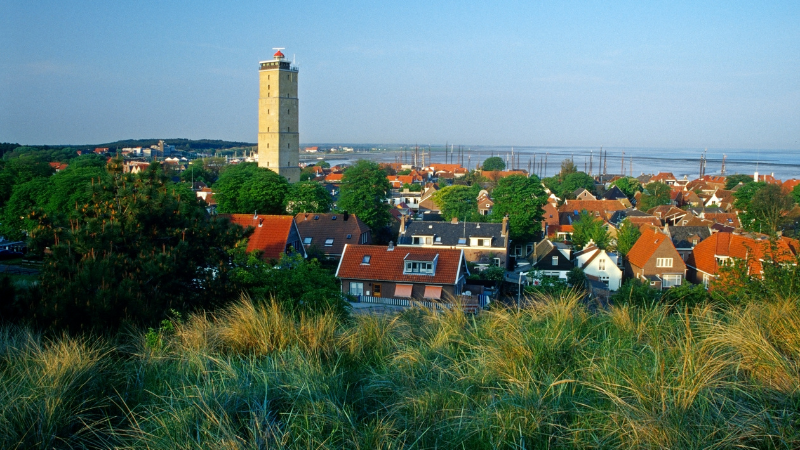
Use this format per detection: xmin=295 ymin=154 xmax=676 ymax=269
xmin=1 ymin=293 xmax=799 ymax=448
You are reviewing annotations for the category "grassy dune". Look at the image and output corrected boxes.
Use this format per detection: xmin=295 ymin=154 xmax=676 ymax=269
xmin=2 ymin=293 xmax=800 ymax=449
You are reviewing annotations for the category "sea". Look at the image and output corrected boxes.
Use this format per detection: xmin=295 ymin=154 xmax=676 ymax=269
xmin=301 ymin=145 xmax=800 ymax=181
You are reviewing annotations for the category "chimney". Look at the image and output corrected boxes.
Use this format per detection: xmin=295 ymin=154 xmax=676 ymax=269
xmin=501 ymin=215 xmax=509 ymax=237
xmin=387 ymin=241 xmax=394 ymax=251
xmin=343 ymin=211 xmax=349 ymax=221
xmin=400 ymin=215 xmax=407 ymax=234
xmin=451 ymin=217 xmax=458 ymax=224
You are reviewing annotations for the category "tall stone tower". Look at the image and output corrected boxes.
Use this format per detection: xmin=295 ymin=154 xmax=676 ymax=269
xmin=258 ymin=49 xmax=300 ymax=183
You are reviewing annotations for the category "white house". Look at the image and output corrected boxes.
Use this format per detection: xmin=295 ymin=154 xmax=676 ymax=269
xmin=572 ymin=244 xmax=623 ymax=291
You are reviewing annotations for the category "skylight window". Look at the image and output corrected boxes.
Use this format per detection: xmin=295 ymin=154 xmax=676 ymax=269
xmin=303 ymin=237 xmax=312 ymax=244
xmin=361 ymin=255 xmax=371 ymax=264
xmin=346 ymin=234 xmax=352 ymax=239
xmin=457 ymin=237 xmax=467 ymax=245
xmin=325 ymin=238 xmax=334 ymax=246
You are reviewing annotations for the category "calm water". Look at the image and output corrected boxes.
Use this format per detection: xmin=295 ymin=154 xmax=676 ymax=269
xmin=302 ymin=145 xmax=800 ymax=181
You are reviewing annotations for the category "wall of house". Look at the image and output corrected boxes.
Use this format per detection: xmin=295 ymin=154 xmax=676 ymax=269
xmin=341 ymin=279 xmax=459 ymax=300
xmin=640 ymin=242 xmax=687 ymax=278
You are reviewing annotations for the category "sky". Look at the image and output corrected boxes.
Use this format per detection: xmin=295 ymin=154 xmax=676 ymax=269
xmin=1 ymin=1 xmax=799 ymax=149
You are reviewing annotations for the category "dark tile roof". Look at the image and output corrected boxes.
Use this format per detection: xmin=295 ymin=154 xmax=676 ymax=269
xmin=533 ymin=247 xmax=573 ymax=271
xmin=603 ymin=185 xmax=628 ymax=200
xmin=295 ymin=213 xmax=370 ymax=256
xmin=399 ymin=221 xmax=505 ymax=247
xmin=609 ymin=208 xmax=656 ymax=226
xmin=666 ymin=226 xmax=712 ymax=249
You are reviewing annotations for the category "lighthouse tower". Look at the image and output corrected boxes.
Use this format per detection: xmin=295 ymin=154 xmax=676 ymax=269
xmin=258 ymin=49 xmax=300 ymax=183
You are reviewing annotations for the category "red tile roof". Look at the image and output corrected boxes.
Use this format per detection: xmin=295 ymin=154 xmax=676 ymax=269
xmin=690 ymin=232 xmax=797 ymax=276
xmin=336 ymin=245 xmax=465 ymax=285
xmin=429 ymin=163 xmax=464 ymax=172
xmin=650 ymin=172 xmax=677 ymax=183
xmin=48 ymin=162 xmax=68 ymax=171
xmin=222 ymin=214 xmax=296 ymax=260
xmin=560 ymin=200 xmax=628 ymax=217
xmin=627 ymin=226 xmax=670 ymax=268
xmin=323 ymin=173 xmax=344 ymax=183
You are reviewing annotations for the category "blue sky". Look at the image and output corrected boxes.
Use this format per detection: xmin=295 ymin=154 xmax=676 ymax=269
xmin=1 ymin=1 xmax=799 ymax=149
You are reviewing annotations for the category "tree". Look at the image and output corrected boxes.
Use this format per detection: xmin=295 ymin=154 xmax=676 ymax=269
xmin=315 ymin=160 xmax=330 ymax=169
xmin=615 ymin=218 xmax=641 ymax=256
xmin=638 ymin=181 xmax=671 ymax=211
xmin=227 ymin=250 xmax=348 ymax=318
xmin=285 ymin=181 xmax=333 ymax=214
xmin=490 ymin=175 xmax=548 ymax=242
xmin=432 ymin=185 xmax=481 ymax=222
xmin=0 ymin=178 xmax=51 ymax=240
xmin=338 ymin=160 xmax=392 ymax=232
xmin=482 ymin=156 xmax=505 ymax=171
xmin=571 ymin=210 xmax=610 ymax=249
xmin=609 ymin=177 xmax=642 ymax=199
xmin=559 ymin=159 xmax=577 ymax=178
xmin=725 ymin=174 xmax=754 ymax=190
xmin=792 ymin=184 xmax=800 ymax=204
xmin=747 ymin=183 xmax=795 ymax=235
xmin=0 ymin=154 xmax=54 ymax=207
xmin=611 ymin=279 xmax=661 ymax=307
xmin=24 ymin=161 xmax=245 ymax=331
xmin=561 ymin=172 xmax=596 ymax=197
xmin=180 ymin=159 xmax=216 ymax=185
xmin=214 ymin=163 xmax=289 ymax=214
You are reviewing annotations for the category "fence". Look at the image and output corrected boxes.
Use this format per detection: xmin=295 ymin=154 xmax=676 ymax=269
xmin=356 ymin=294 xmax=489 ymax=313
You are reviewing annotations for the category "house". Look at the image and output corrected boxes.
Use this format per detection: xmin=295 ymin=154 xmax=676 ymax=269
xmin=336 ymin=244 xmax=478 ymax=309
xmin=48 ymin=162 xmax=68 ymax=172
xmin=572 ymin=244 xmax=623 ymax=290
xmin=294 ymin=212 xmax=371 ymax=261
xmin=664 ymin=225 xmax=712 ymax=262
xmin=704 ymin=189 xmax=736 ymax=211
xmin=625 ymin=226 xmax=687 ymax=289
xmin=389 ymin=188 xmax=422 ymax=210
xmin=650 ymin=172 xmax=678 ymax=186
xmin=532 ymin=243 xmax=573 ymax=280
xmin=398 ymin=216 xmax=510 ymax=269
xmin=418 ymin=184 xmax=441 ymax=213
xmin=573 ymin=188 xmax=597 ymax=200
xmin=609 ymin=209 xmax=662 ymax=229
xmin=222 ymin=214 xmax=306 ymax=261
xmin=647 ymin=205 xmax=688 ymax=226
xmin=686 ymin=232 xmax=798 ymax=289
xmin=476 ymin=190 xmax=494 ymax=216
xmin=559 ymin=199 xmax=628 ymax=220
xmin=602 ymin=185 xmax=628 ymax=201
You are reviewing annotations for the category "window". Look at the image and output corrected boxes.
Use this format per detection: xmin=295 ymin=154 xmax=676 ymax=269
xmin=324 ymin=238 xmax=334 ymax=247
xmin=314 ymin=215 xmax=319 ymax=220
xmin=552 ymin=256 xmax=559 ymax=266
xmin=656 ymin=258 xmax=673 ymax=268
xmin=346 ymin=234 xmax=352 ymax=239
xmin=692 ymin=239 xmax=698 ymax=245
xmin=303 ymin=237 xmax=312 ymax=245
xmin=599 ymin=258 xmax=605 ymax=270
xmin=702 ymin=273 xmax=711 ymax=289
xmin=349 ymin=282 xmax=364 ymax=296
xmin=477 ymin=239 xmax=485 ymax=247
xmin=662 ymin=274 xmax=682 ymax=288
xmin=361 ymin=255 xmax=371 ymax=264
xmin=412 ymin=237 xmax=421 ymax=245
xmin=405 ymin=261 xmax=433 ymax=274
xmin=493 ymin=257 xmax=501 ymax=266
xmin=434 ymin=236 xmax=442 ymax=244
xmin=526 ymin=244 xmax=533 ymax=255
xmin=457 ymin=237 xmax=467 ymax=245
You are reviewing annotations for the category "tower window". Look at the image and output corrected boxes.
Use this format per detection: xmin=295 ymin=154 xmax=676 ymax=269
xmin=287 ymin=143 xmax=290 ymax=149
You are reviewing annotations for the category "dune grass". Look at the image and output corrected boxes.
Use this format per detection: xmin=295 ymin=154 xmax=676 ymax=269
xmin=2 ymin=292 xmax=800 ymax=449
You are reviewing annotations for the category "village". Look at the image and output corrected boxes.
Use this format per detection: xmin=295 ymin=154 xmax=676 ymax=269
xmin=112 ymin=150 xmax=799 ymax=313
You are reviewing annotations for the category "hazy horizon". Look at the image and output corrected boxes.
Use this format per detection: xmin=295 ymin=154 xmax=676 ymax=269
xmin=2 ymin=1 xmax=799 ymax=149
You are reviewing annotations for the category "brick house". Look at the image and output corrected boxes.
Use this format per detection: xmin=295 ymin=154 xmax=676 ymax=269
xmin=294 ymin=212 xmax=371 ymax=261
xmin=686 ymin=232 xmax=798 ymax=289
xmin=625 ymin=226 xmax=687 ymax=289
xmin=222 ymin=214 xmax=305 ymax=261
xmin=398 ymin=216 xmax=510 ymax=269
xmin=336 ymin=244 xmax=474 ymax=306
